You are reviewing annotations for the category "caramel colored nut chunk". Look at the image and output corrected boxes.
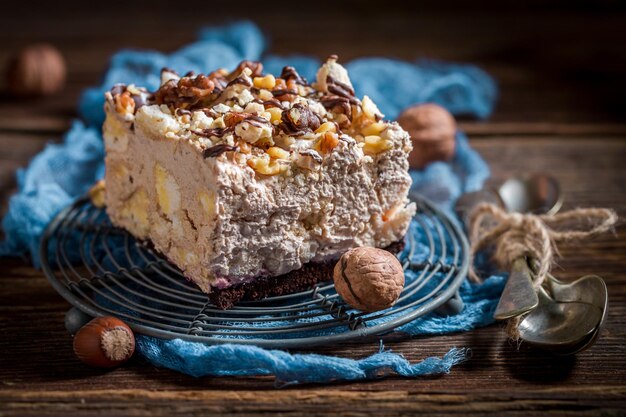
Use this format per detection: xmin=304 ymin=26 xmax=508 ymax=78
xmin=333 ymin=247 xmax=405 ymax=312
xmin=397 ymin=103 xmax=456 ymax=169
xmin=88 ymin=180 xmax=106 ymax=208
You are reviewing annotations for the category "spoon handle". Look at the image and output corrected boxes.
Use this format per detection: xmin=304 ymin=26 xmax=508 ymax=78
xmin=494 ymin=257 xmax=540 ymax=320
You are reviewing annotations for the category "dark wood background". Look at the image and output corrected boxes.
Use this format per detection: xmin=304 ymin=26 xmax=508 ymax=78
xmin=1 ymin=1 xmax=625 ymax=416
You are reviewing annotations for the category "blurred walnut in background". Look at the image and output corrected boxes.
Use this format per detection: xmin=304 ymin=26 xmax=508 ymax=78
xmin=6 ymin=44 xmax=66 ymax=97
xmin=397 ymin=103 xmax=457 ymax=169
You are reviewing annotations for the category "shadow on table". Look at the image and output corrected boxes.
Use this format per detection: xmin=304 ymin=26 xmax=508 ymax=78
xmin=500 ymin=340 xmax=576 ymax=383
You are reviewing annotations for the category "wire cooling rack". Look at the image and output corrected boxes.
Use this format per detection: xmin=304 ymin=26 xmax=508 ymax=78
xmin=41 ymin=195 xmax=469 ymax=349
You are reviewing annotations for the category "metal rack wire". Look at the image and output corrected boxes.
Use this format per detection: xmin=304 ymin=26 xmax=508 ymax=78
xmin=41 ymin=195 xmax=469 ymax=348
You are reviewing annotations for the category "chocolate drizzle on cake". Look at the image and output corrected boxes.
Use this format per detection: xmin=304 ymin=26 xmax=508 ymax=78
xmin=224 ymin=112 xmax=271 ymax=129
xmin=260 ymin=98 xmax=284 ymax=109
xmin=321 ymin=95 xmax=352 ymax=116
xmin=325 ymin=75 xmax=359 ymax=104
xmin=202 ymin=144 xmax=238 ymax=158
xmin=271 ymin=89 xmax=298 ymax=97
xmin=110 ymin=84 xmax=126 ymax=96
xmin=194 ymin=127 xmax=233 ymax=139
xmin=280 ymin=66 xmax=307 ymax=85
xmin=226 ymin=75 xmax=253 ymax=88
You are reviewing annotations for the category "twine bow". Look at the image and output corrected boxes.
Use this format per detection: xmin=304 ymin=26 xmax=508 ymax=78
xmin=466 ymin=203 xmax=617 ymax=339
xmin=467 ymin=203 xmax=617 ymax=287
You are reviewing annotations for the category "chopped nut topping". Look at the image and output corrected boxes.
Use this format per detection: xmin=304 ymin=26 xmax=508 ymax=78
xmin=253 ymin=74 xmax=276 ymax=90
xmin=115 ymin=91 xmax=135 ymax=115
xmin=362 ymin=135 xmax=392 ymax=156
xmin=224 ymin=112 xmax=250 ymax=127
xmin=317 ymin=132 xmax=340 ymax=154
xmin=279 ymin=103 xmax=321 ymax=135
xmin=107 ymin=55 xmax=399 ymax=173
xmin=267 ymin=107 xmax=283 ymax=124
xmin=267 ymin=146 xmax=290 ymax=160
xmin=315 ymin=122 xmax=337 ymax=134
xmin=320 ymin=95 xmax=352 ymax=118
xmin=155 ymin=74 xmax=216 ymax=108
xmin=247 ymin=155 xmax=286 ymax=176
xmin=88 ymin=180 xmax=106 ymax=208
xmin=361 ymin=122 xmax=386 ymax=136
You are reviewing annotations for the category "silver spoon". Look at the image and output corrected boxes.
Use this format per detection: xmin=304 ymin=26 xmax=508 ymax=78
xmin=518 ymin=285 xmax=604 ymax=354
xmin=498 ymin=173 xmax=563 ymax=216
xmin=520 ymin=259 xmax=609 ymax=354
xmin=548 ymin=274 xmax=608 ymax=308
xmin=541 ymin=274 xmax=609 ymax=355
xmin=493 ymin=257 xmax=538 ymax=320
xmin=492 ymin=174 xmax=563 ymax=319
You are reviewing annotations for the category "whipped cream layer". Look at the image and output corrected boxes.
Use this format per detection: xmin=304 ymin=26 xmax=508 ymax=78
xmin=103 ymin=56 xmax=416 ymax=292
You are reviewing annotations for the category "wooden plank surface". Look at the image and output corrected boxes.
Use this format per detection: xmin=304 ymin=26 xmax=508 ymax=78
xmin=1 ymin=2 xmax=625 ymax=416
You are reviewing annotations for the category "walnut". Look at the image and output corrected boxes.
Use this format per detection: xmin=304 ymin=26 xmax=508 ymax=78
xmin=154 ymin=74 xmax=215 ymax=107
xmin=153 ymin=79 xmax=179 ymax=105
xmin=6 ymin=44 xmax=66 ymax=97
xmin=333 ymin=247 xmax=405 ymax=312
xmin=397 ymin=103 xmax=457 ymax=169
xmin=177 ymin=75 xmax=215 ymax=100
xmin=223 ymin=112 xmax=249 ymax=127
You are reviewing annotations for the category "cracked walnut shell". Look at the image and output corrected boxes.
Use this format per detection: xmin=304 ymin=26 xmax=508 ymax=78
xmin=333 ymin=247 xmax=405 ymax=312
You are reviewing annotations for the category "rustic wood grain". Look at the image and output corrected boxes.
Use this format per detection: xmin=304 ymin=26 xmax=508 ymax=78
xmin=1 ymin=2 xmax=625 ymax=416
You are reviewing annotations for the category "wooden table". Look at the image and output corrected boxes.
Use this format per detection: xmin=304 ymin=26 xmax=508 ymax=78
xmin=1 ymin=2 xmax=625 ymax=416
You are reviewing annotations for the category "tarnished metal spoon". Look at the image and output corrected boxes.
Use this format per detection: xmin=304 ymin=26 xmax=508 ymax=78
xmin=492 ymin=173 xmax=563 ymax=319
xmin=498 ymin=173 xmax=563 ymax=216
xmin=493 ymin=257 xmax=539 ymax=320
xmin=541 ymin=274 xmax=609 ymax=355
xmin=518 ymin=286 xmax=603 ymax=354
xmin=548 ymin=274 xmax=608 ymax=308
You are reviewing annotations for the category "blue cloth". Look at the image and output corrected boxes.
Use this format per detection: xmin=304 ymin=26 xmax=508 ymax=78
xmin=139 ymin=341 xmax=470 ymax=387
xmin=0 ymin=21 xmax=505 ymax=386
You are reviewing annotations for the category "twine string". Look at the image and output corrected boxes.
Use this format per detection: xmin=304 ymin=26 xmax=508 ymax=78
xmin=466 ymin=203 xmax=617 ymax=339
xmin=467 ymin=203 xmax=617 ymax=287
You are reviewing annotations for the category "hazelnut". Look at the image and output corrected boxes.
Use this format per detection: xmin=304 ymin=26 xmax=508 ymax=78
xmin=73 ymin=316 xmax=135 ymax=368
xmin=6 ymin=44 xmax=66 ymax=97
xmin=333 ymin=247 xmax=405 ymax=312
xmin=397 ymin=103 xmax=457 ymax=169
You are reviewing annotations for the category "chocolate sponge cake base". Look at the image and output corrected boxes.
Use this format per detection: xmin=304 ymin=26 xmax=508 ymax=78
xmin=209 ymin=240 xmax=406 ymax=309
